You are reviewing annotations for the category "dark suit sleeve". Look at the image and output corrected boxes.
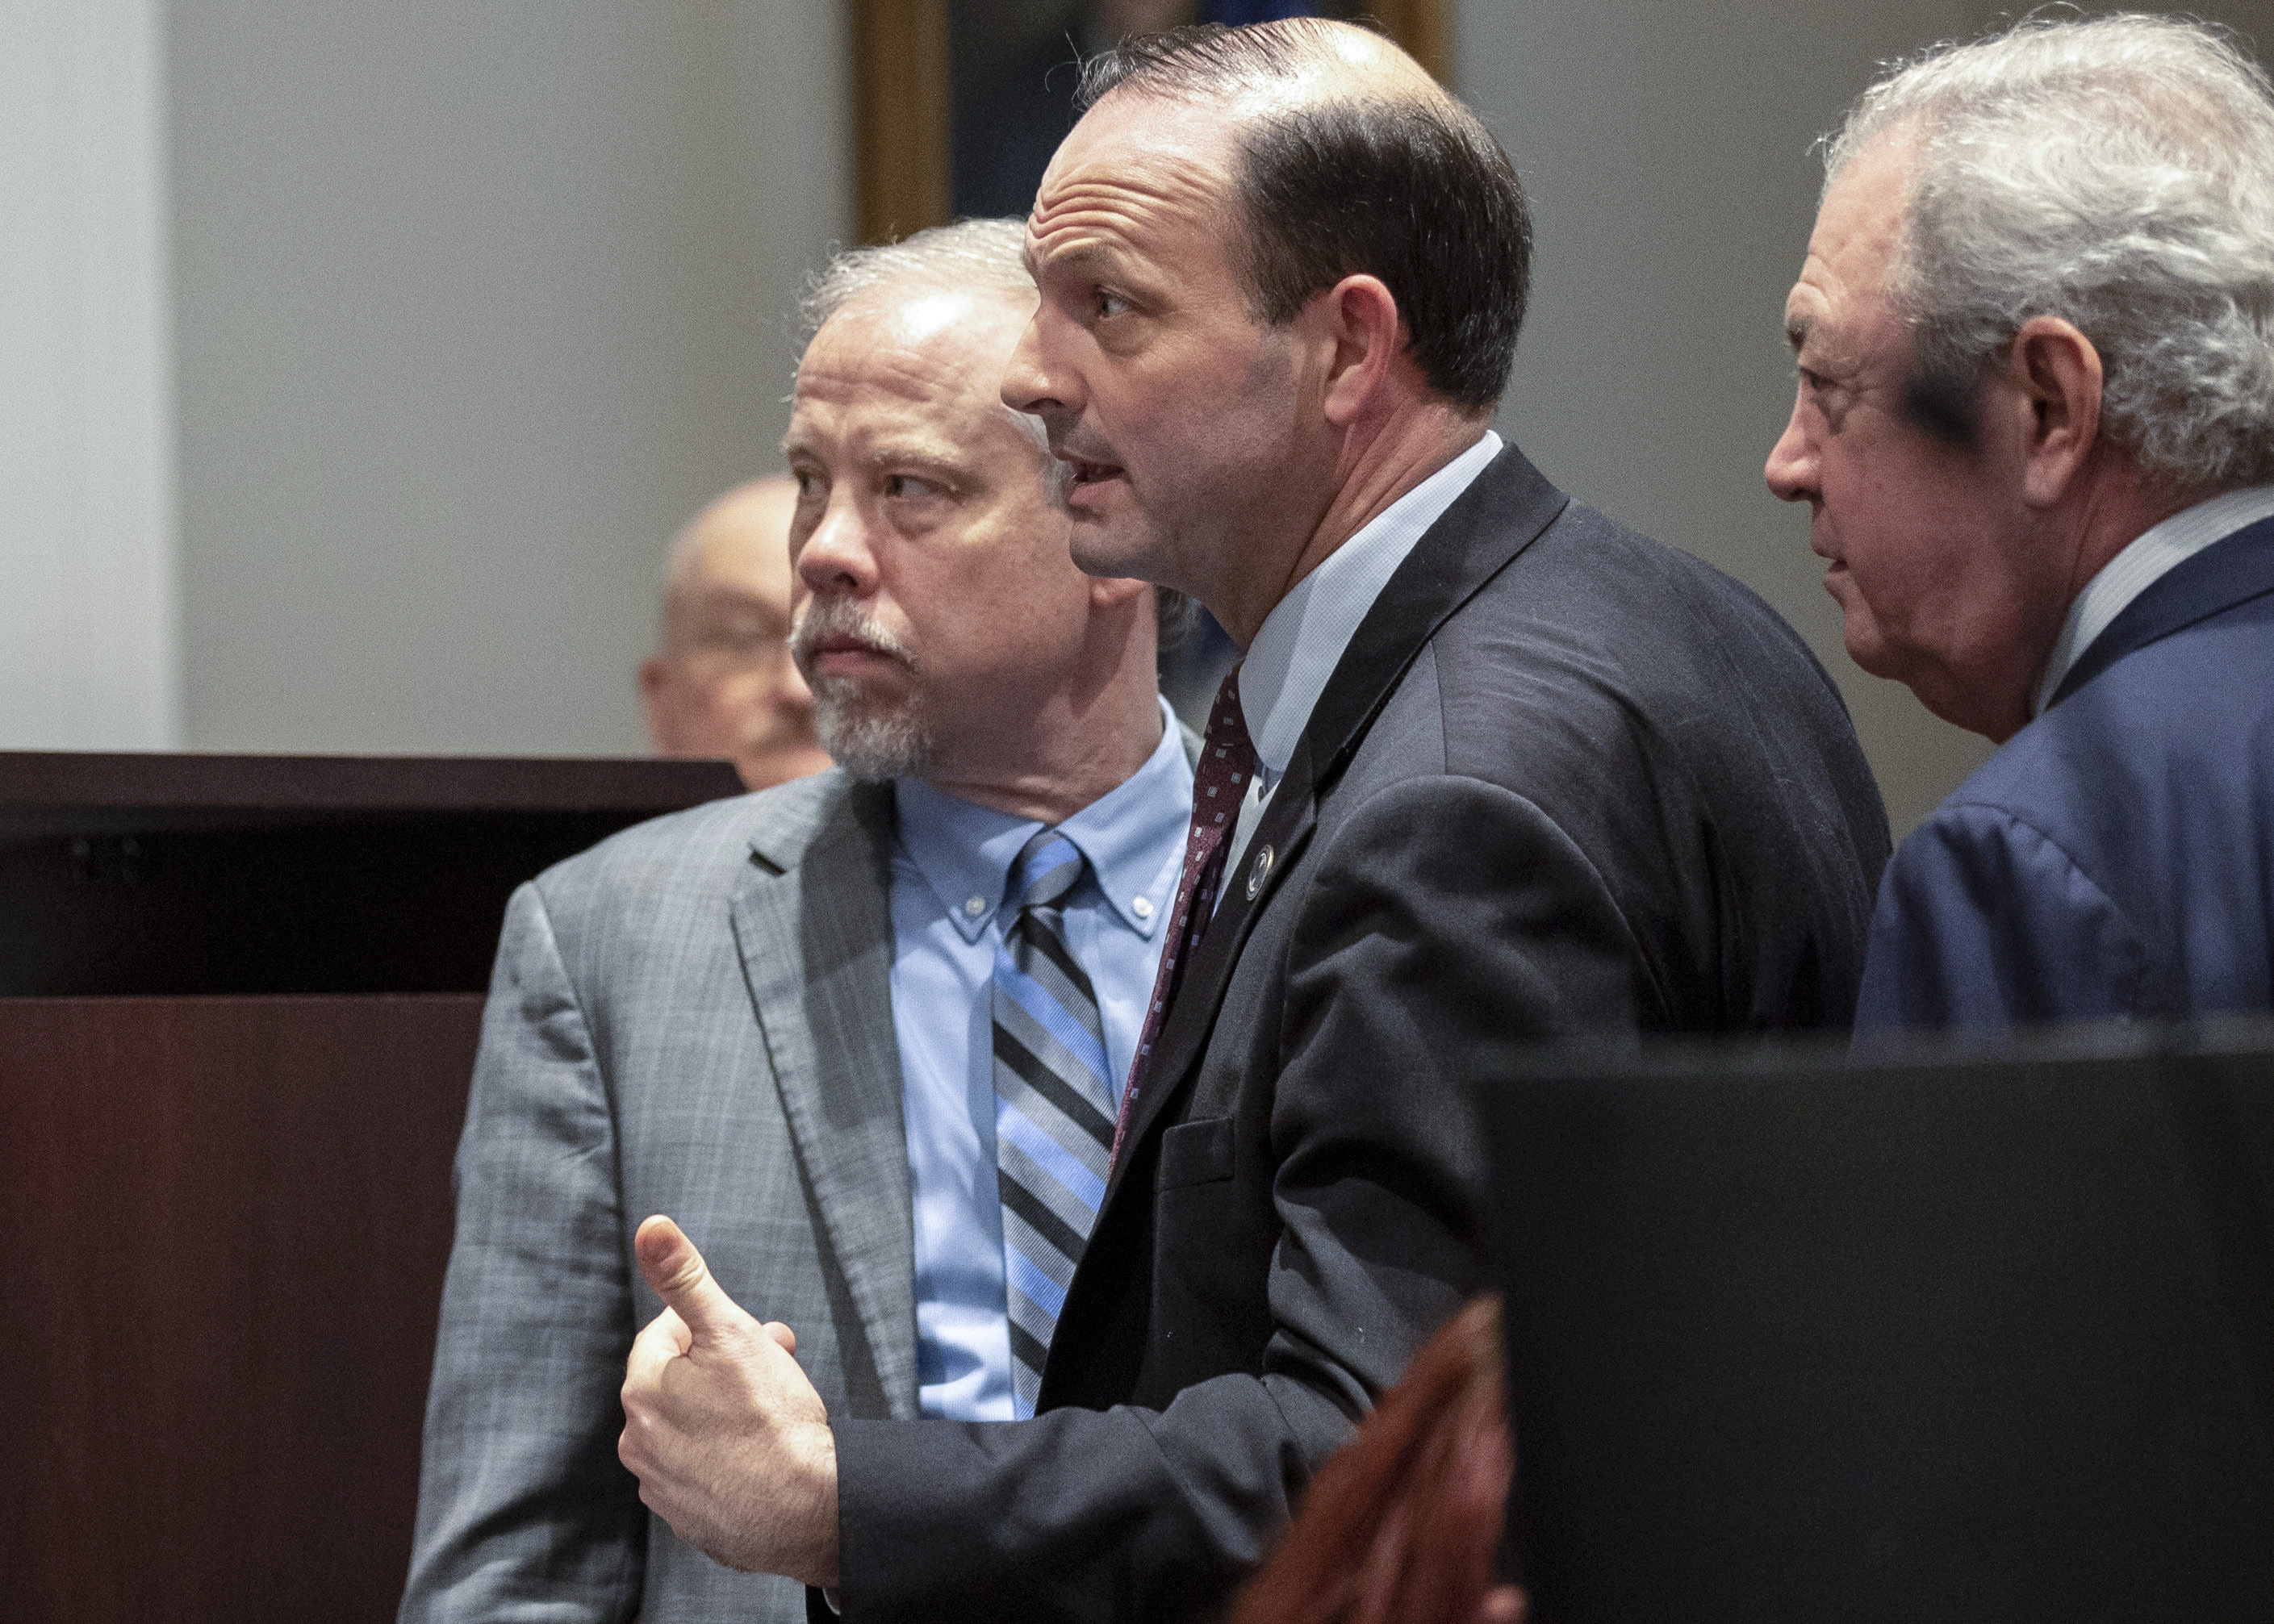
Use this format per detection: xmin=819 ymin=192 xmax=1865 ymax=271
xmin=397 ymin=883 xmax=646 ymax=1623
xmin=832 ymin=776 xmax=1635 ymax=1622
xmin=1854 ymin=804 xmax=2153 ymax=1033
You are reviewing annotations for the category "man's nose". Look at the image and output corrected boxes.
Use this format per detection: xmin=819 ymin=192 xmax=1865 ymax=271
xmin=1764 ymin=397 xmax=1816 ymax=505
xmin=796 ymin=492 xmax=879 ymax=595
xmin=1001 ymin=308 xmax=1064 ymax=420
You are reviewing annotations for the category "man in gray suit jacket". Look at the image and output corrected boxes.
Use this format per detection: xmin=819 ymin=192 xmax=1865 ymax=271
xmin=398 ymin=219 xmax=1194 ymax=1622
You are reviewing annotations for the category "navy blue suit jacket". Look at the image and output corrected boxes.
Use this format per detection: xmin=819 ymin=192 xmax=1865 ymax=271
xmin=1856 ymin=512 xmax=2274 ymax=1032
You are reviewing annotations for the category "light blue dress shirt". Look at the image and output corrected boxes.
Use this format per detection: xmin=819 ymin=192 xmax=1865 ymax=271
xmin=1223 ymin=430 xmax=1503 ymax=882
xmin=888 ymin=698 xmax=1193 ymax=1420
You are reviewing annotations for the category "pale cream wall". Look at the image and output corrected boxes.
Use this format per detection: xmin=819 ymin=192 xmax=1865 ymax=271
xmin=169 ymin=1 xmax=852 ymax=754
xmin=155 ymin=1 xmax=2265 ymax=799
xmin=1 ymin=0 xmax=180 ymax=749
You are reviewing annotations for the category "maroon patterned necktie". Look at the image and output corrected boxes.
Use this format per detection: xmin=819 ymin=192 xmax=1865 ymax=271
xmin=1113 ymin=666 xmax=1258 ymax=1166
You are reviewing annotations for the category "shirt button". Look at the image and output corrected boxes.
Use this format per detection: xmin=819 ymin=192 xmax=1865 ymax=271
xmin=1132 ymin=895 xmax=1154 ymax=921
xmin=964 ymin=895 xmax=985 ymax=916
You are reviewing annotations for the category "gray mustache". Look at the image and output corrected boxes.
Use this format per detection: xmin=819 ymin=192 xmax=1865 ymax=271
xmin=791 ymin=599 xmax=917 ymax=671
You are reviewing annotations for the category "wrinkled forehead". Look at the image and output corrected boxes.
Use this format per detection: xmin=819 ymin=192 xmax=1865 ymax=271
xmin=1026 ymin=95 xmax=1250 ymax=285
xmin=1813 ymin=131 xmax=1918 ymax=278
xmin=1038 ymin=93 xmax=1244 ymax=208
xmin=816 ymin=282 xmax=1033 ymax=363
xmin=1788 ymin=132 xmax=1917 ymax=334
xmin=789 ymin=294 xmax=1045 ymax=473
xmin=798 ymin=290 xmax=1027 ymax=403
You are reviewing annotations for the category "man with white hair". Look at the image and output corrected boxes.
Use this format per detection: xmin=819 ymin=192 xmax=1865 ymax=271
xmin=639 ymin=474 xmax=833 ymax=791
xmin=1768 ymin=12 xmax=2274 ymax=1031
xmin=399 ymin=218 xmax=1193 ymax=1623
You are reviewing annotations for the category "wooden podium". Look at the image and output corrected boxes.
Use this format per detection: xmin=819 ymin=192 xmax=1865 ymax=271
xmin=0 ymin=753 xmax=742 ymax=1623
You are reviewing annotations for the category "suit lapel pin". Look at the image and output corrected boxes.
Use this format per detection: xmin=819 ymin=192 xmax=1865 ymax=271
xmin=1245 ymin=843 xmax=1274 ymax=901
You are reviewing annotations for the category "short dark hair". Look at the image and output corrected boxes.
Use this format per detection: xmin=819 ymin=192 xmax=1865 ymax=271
xmin=1077 ymin=22 xmax=1532 ymax=411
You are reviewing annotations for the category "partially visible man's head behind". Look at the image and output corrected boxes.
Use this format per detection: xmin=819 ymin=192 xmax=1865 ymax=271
xmin=1767 ymin=13 xmax=2274 ymax=739
xmin=640 ymin=476 xmax=833 ymax=791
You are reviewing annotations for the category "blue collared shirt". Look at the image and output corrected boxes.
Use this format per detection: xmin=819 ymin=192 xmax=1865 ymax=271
xmin=1223 ymin=430 xmax=1503 ymax=883
xmin=888 ymin=699 xmax=1193 ymax=1420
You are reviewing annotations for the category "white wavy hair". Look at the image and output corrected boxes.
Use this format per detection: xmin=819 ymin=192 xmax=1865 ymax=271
xmin=1825 ymin=11 xmax=2274 ymax=493
xmin=800 ymin=218 xmax=1039 ymax=338
xmin=798 ymin=218 xmax=1048 ymax=457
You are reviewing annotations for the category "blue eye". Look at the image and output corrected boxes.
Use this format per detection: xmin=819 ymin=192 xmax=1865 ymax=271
xmin=1097 ymin=290 xmax=1131 ymax=319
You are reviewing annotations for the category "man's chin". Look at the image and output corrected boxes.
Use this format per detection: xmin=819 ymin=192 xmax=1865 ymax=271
xmin=1841 ymin=626 xmax=1997 ymax=732
xmin=813 ymin=692 xmax=930 ymax=782
xmin=1841 ymin=623 xmax=1904 ymax=684
xmin=1068 ymin=511 xmax=1167 ymax=585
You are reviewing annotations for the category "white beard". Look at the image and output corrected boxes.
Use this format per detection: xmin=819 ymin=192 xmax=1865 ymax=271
xmin=794 ymin=594 xmax=933 ymax=782
xmin=813 ymin=678 xmax=933 ymax=782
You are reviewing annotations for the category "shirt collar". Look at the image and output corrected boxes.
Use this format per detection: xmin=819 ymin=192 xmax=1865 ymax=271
xmin=2033 ymin=482 xmax=2274 ymax=716
xmin=1238 ymin=431 xmax=1502 ymax=780
xmin=892 ymin=695 xmax=1193 ymax=944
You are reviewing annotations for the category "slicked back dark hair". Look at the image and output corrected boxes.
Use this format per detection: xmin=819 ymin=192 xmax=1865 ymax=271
xmin=1076 ymin=21 xmax=1532 ymax=411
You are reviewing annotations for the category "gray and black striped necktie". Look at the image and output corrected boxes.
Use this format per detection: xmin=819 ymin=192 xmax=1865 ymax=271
xmin=990 ymin=826 xmax=1115 ymax=1419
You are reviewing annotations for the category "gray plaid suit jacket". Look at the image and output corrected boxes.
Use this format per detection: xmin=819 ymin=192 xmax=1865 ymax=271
xmin=399 ymin=769 xmax=919 ymax=1624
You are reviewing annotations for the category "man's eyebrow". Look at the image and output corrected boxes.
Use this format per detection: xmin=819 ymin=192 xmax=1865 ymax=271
xmin=1030 ymin=237 xmax=1116 ymax=273
xmin=863 ymin=442 xmax=969 ymax=480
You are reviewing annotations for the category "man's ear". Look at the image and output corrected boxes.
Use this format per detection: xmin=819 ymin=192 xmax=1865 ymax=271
xmin=2008 ymin=315 xmax=2104 ymax=507
xmin=1308 ymin=274 xmax=1406 ymax=430
xmin=639 ymin=655 xmax=676 ymax=751
xmin=1086 ymin=573 xmax=1153 ymax=613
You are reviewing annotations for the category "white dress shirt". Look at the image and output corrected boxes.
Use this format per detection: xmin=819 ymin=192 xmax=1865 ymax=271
xmin=1222 ymin=430 xmax=1504 ymax=883
xmin=2033 ymin=482 xmax=2274 ymax=716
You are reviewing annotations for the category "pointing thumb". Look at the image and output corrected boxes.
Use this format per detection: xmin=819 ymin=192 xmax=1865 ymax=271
xmin=635 ymin=1214 xmax=744 ymax=1343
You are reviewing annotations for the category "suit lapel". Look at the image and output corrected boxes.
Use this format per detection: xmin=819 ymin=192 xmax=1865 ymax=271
xmin=728 ymin=779 xmax=921 ymax=1419
xmin=1099 ymin=445 xmax=1572 ymax=1210
xmin=1100 ymin=750 xmax=1319 ymax=1213
xmin=2050 ymin=515 xmax=2274 ymax=709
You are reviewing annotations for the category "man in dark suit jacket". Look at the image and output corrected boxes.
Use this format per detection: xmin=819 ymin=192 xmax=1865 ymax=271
xmin=1765 ymin=14 xmax=2274 ymax=1033
xmin=616 ymin=20 xmax=1890 ymax=1618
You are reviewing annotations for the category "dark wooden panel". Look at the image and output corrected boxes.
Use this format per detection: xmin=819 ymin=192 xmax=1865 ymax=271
xmin=0 ymin=753 xmax=742 ymax=994
xmin=0 ymin=749 xmax=740 ymax=825
xmin=0 ymin=996 xmax=485 ymax=1624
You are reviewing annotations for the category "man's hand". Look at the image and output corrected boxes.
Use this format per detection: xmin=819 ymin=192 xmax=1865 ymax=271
xmin=618 ymin=1214 xmax=840 ymax=1586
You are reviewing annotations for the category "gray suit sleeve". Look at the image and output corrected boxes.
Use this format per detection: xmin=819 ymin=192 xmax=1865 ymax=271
xmin=399 ymin=882 xmax=646 ymax=1623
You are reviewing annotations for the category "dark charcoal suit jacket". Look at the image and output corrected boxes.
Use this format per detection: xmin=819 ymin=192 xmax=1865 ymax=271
xmin=1857 ymin=512 xmax=2274 ymax=1031
xmin=829 ymin=444 xmax=1892 ymax=1621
